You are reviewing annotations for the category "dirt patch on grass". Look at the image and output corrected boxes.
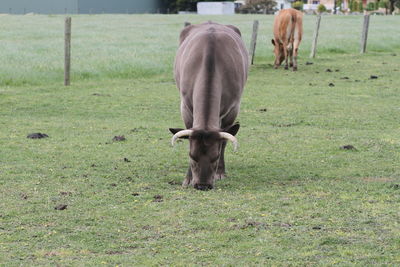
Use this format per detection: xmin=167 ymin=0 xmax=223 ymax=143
xmin=142 ymin=225 xmax=153 ymax=230
xmin=153 ymin=195 xmax=163 ymax=202
xmin=54 ymin=204 xmax=68 ymax=210
xmin=312 ymin=226 xmax=323 ymax=230
xmin=27 ymin=133 xmax=48 ymax=139
xmin=340 ymin=145 xmax=357 ymax=151
xmin=112 ymin=135 xmax=126 ymax=142
xmin=131 ymin=127 xmax=147 ymax=133
xmin=232 ymin=220 xmax=268 ymax=230
xmin=92 ymin=93 xmax=111 ymax=97
xmin=43 ymin=251 xmax=64 ymax=257
xmin=273 ymin=222 xmax=292 ymax=228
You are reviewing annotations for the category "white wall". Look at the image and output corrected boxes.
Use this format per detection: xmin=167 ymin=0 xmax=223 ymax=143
xmin=276 ymin=0 xmax=292 ymax=10
xmin=197 ymin=2 xmax=235 ymax=15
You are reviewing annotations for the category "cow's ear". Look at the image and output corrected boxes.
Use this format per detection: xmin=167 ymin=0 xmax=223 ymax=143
xmin=271 ymin=39 xmax=276 ymax=46
xmin=226 ymin=25 xmax=241 ymax=36
xmin=223 ymin=123 xmax=240 ymax=136
xmin=169 ymin=128 xmax=189 ymax=139
xmin=179 ymin=25 xmax=194 ymax=45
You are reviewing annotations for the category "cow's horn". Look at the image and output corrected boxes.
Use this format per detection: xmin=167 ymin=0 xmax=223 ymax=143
xmin=171 ymin=129 xmax=193 ymax=146
xmin=219 ymin=132 xmax=238 ymax=152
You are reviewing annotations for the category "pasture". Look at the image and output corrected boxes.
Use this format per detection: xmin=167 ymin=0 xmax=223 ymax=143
xmin=1 ymin=14 xmax=400 ymax=265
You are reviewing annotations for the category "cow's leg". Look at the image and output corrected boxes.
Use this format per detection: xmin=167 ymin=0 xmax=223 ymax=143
xmin=181 ymin=104 xmax=193 ymax=187
xmin=293 ymin=42 xmax=300 ymax=71
xmin=181 ymin=103 xmax=193 ymax=130
xmin=283 ymin=44 xmax=289 ymax=70
xmin=289 ymin=44 xmax=294 ymax=68
xmin=215 ymin=141 xmax=227 ymax=180
xmin=217 ymin=109 xmax=240 ymax=180
xmin=182 ymin=165 xmax=192 ymax=187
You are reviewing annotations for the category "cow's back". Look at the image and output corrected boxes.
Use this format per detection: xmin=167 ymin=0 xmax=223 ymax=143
xmin=174 ymin=22 xmax=248 ymax=129
xmin=175 ymin=23 xmax=248 ymax=93
xmin=273 ymin=8 xmax=303 ymax=44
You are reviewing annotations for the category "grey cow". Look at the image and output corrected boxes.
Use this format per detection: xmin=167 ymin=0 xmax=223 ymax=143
xmin=170 ymin=22 xmax=249 ymax=190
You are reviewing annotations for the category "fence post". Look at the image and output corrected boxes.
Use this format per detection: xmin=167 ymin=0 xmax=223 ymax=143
xmin=249 ymin=20 xmax=259 ymax=65
xmin=360 ymin=14 xmax=370 ymax=54
xmin=64 ymin=17 xmax=72 ymax=86
xmin=310 ymin=15 xmax=321 ymax=58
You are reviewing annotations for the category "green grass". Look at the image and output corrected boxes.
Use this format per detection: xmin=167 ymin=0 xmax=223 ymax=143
xmin=0 ymin=14 xmax=400 ymax=266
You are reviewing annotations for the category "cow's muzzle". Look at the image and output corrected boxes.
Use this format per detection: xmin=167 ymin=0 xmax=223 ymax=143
xmin=194 ymin=184 xmax=213 ymax=191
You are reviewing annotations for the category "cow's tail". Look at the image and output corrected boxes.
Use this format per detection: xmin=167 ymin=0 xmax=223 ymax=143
xmin=288 ymin=14 xmax=297 ymax=50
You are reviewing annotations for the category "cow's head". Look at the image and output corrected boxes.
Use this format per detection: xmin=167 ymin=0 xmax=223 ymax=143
xmin=271 ymin=39 xmax=285 ymax=68
xmin=170 ymin=124 xmax=240 ymax=190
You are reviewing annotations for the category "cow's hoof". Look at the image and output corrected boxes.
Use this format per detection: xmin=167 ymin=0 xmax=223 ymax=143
xmin=214 ymin=173 xmax=226 ymax=180
xmin=293 ymin=67 xmax=297 ymax=71
xmin=284 ymin=65 xmax=289 ymax=70
xmin=289 ymin=63 xmax=293 ymax=67
xmin=182 ymin=177 xmax=191 ymax=187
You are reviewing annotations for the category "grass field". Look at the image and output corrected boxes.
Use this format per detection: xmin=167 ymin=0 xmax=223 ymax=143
xmin=1 ymin=14 xmax=400 ymax=266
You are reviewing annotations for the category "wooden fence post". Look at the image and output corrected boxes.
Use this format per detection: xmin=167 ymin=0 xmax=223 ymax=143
xmin=310 ymin=15 xmax=321 ymax=58
xmin=360 ymin=14 xmax=370 ymax=54
xmin=249 ymin=20 xmax=259 ymax=65
xmin=64 ymin=17 xmax=72 ymax=86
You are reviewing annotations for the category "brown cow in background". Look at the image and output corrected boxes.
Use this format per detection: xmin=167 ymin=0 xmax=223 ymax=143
xmin=271 ymin=8 xmax=303 ymax=71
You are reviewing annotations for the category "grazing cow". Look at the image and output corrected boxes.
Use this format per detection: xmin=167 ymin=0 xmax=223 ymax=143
xmin=271 ymin=8 xmax=303 ymax=71
xmin=170 ymin=22 xmax=249 ymax=190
